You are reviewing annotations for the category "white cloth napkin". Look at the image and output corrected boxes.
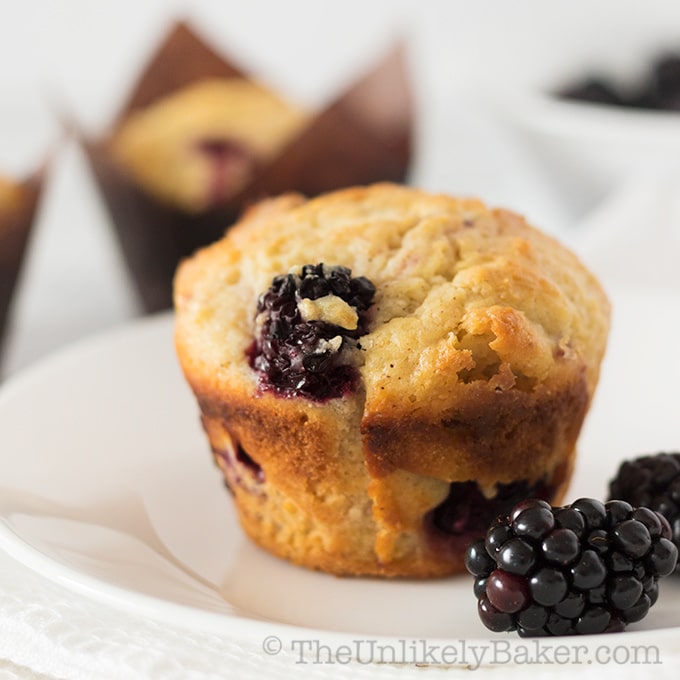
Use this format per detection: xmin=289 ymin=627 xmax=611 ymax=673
xmin=0 ymin=546 xmax=442 ymax=680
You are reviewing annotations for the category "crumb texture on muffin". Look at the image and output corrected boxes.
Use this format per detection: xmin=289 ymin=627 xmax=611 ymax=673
xmin=175 ymin=183 xmax=610 ymax=577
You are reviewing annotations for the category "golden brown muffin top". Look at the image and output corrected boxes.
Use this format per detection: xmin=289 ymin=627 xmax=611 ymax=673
xmin=110 ymin=78 xmax=308 ymax=213
xmin=175 ymin=183 xmax=610 ymax=432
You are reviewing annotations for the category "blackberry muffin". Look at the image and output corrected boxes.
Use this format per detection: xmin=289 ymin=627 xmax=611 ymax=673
xmin=110 ymin=78 xmax=308 ymax=213
xmin=174 ymin=184 xmax=611 ymax=577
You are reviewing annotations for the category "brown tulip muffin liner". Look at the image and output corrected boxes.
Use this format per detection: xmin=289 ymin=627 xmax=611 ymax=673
xmin=0 ymin=171 xmax=43 ymax=366
xmin=83 ymin=22 xmax=413 ymax=312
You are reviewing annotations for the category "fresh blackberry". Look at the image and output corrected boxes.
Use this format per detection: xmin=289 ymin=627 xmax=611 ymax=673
xmin=247 ymin=263 xmax=375 ymax=401
xmin=466 ymin=498 xmax=677 ymax=636
xmin=609 ymin=452 xmax=680 ymax=573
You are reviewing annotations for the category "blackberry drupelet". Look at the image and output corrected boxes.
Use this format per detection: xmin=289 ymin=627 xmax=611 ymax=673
xmin=609 ymin=452 xmax=680 ymax=574
xmin=248 ymin=263 xmax=375 ymax=401
xmin=465 ymin=498 xmax=677 ymax=636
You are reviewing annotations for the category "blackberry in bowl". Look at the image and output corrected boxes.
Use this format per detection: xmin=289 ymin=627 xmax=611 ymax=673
xmin=466 ymin=498 xmax=678 ymax=636
xmin=174 ymin=183 xmax=610 ymax=577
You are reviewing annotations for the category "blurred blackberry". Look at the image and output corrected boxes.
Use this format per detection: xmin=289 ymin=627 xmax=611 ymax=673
xmin=645 ymin=54 xmax=680 ymax=111
xmin=247 ymin=263 xmax=375 ymax=401
xmin=609 ymin=452 xmax=680 ymax=573
xmin=558 ymin=77 xmax=623 ymax=106
xmin=465 ymin=497 xmax=677 ymax=636
xmin=558 ymin=53 xmax=680 ymax=112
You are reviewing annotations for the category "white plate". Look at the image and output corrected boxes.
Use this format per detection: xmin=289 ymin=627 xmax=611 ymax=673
xmin=1 ymin=288 xmax=680 ymax=663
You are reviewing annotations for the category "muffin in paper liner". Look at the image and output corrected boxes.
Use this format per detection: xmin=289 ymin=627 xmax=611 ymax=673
xmin=174 ymin=183 xmax=611 ymax=578
xmin=83 ymin=22 xmax=413 ymax=312
xmin=0 ymin=169 xmax=44 ymax=367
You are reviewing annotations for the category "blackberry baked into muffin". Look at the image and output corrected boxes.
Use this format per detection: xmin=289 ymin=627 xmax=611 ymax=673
xmin=174 ymin=183 xmax=610 ymax=577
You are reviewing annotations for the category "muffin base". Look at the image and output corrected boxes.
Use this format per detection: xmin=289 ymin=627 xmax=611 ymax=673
xmin=199 ymin=388 xmax=577 ymax=578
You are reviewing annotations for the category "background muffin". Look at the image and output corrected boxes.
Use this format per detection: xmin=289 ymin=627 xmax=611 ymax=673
xmin=85 ymin=22 xmax=412 ymax=313
xmin=174 ymin=183 xmax=610 ymax=577
xmin=110 ymin=78 xmax=308 ymax=214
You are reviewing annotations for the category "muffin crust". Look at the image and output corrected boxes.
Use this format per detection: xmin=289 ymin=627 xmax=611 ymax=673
xmin=175 ymin=184 xmax=610 ymax=576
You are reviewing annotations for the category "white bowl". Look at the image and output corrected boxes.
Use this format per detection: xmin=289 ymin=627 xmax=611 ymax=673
xmin=498 ymin=90 xmax=680 ymax=217
xmin=466 ymin=0 xmax=680 ymax=219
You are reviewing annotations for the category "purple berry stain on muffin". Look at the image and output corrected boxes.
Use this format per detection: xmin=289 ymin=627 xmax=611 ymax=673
xmin=213 ymin=440 xmax=265 ymax=494
xmin=248 ymin=264 xmax=376 ymax=401
xmin=194 ymin=138 xmax=255 ymax=205
xmin=425 ymin=479 xmax=554 ymax=558
xmin=428 ymin=479 xmax=552 ymax=537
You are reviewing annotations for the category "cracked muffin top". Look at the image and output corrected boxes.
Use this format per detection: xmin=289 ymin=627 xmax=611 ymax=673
xmin=176 ymin=183 xmax=609 ymax=388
